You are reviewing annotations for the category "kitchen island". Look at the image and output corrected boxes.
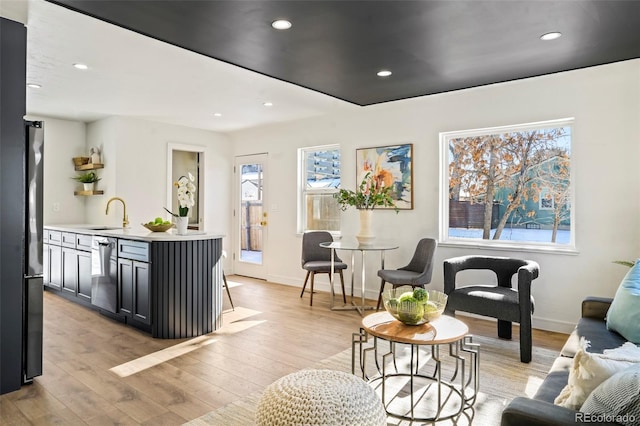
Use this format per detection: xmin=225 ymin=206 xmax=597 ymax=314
xmin=43 ymin=225 xmax=225 ymax=339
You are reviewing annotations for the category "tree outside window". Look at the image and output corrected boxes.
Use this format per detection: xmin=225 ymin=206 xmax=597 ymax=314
xmin=441 ymin=119 xmax=573 ymax=248
xmin=298 ymin=146 xmax=341 ymax=233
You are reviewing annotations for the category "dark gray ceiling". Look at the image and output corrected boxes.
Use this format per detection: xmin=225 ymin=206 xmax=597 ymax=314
xmin=48 ymin=0 xmax=640 ymax=106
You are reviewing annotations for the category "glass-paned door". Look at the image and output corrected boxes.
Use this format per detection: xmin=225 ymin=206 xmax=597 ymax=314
xmin=234 ymin=154 xmax=268 ymax=279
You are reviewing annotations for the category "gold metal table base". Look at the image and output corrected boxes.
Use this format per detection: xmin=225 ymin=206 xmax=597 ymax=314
xmin=352 ymin=321 xmax=480 ymax=422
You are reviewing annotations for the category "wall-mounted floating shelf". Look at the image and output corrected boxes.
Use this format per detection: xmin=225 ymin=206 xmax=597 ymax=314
xmin=72 ymin=158 xmax=105 ymax=195
xmin=74 ymin=190 xmax=104 ymax=196
xmin=75 ymin=163 xmax=104 ymax=171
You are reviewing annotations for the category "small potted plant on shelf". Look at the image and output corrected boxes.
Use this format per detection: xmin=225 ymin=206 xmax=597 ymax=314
xmin=72 ymin=171 xmax=101 ymax=191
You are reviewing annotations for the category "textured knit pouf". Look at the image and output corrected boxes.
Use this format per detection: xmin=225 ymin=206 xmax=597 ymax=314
xmin=255 ymin=369 xmax=386 ymax=426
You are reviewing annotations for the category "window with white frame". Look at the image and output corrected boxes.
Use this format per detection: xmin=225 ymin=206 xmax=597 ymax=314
xmin=539 ymin=188 xmax=555 ymax=210
xmin=440 ymin=118 xmax=574 ymax=250
xmin=298 ymin=145 xmax=341 ymax=233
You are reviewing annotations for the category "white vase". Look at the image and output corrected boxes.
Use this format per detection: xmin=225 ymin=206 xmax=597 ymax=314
xmin=83 ymin=182 xmax=95 ymax=191
xmin=356 ymin=209 xmax=375 ymax=244
xmin=175 ymin=216 xmax=189 ymax=235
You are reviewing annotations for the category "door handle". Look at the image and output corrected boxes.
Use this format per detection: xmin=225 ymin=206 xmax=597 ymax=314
xmin=260 ymin=221 xmax=267 ymax=226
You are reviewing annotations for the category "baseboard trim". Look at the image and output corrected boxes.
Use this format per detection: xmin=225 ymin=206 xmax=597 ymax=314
xmin=452 ymin=312 xmax=575 ymax=334
xmin=257 ymin=274 xmax=577 ymax=334
xmin=265 ymin=273 xmax=379 ymax=299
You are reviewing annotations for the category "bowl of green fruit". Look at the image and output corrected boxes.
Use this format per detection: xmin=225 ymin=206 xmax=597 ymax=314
xmin=143 ymin=217 xmax=174 ymax=232
xmin=382 ymin=287 xmax=448 ymax=325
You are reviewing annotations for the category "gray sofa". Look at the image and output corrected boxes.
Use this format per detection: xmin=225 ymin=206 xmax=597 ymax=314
xmin=501 ymin=296 xmax=626 ymax=426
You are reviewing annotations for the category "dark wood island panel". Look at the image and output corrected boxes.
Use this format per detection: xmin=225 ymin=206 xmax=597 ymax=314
xmin=151 ymin=238 xmax=223 ymax=338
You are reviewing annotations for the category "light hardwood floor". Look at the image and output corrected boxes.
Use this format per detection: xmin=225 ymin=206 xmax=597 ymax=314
xmin=1 ymin=276 xmax=568 ymax=425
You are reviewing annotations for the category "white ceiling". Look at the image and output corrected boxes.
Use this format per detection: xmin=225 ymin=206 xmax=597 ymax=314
xmin=1 ymin=0 xmax=358 ymax=133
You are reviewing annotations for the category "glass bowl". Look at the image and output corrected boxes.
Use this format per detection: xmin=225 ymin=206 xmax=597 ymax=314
xmin=142 ymin=222 xmax=174 ymax=232
xmin=382 ymin=287 xmax=448 ymax=325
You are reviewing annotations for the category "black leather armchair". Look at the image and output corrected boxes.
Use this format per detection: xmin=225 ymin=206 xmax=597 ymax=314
xmin=444 ymin=255 xmax=539 ymax=363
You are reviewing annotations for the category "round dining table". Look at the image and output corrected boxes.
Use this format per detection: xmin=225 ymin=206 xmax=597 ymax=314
xmin=320 ymin=238 xmax=398 ymax=315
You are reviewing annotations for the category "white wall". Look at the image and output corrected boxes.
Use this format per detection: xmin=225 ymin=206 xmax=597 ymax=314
xmin=85 ymin=117 xmax=233 ymax=250
xmin=26 ymin=115 xmax=87 ymax=224
xmin=40 ymin=116 xmax=234 ymax=262
xmin=228 ymin=60 xmax=640 ymax=333
xmin=38 ymin=60 xmax=640 ymax=333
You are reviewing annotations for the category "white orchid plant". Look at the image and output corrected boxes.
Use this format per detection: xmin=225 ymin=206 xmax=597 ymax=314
xmin=164 ymin=172 xmax=196 ymax=217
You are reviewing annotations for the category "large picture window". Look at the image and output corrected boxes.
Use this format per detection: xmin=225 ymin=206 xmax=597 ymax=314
xmin=440 ymin=118 xmax=574 ymax=250
xmin=298 ymin=145 xmax=341 ymax=233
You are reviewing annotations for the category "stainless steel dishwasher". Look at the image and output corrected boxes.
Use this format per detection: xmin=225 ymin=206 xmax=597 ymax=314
xmin=91 ymin=236 xmax=118 ymax=313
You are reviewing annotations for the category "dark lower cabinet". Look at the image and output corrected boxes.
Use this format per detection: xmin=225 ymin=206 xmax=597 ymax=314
xmin=132 ymin=262 xmax=150 ymax=324
xmin=45 ymin=244 xmax=62 ymax=290
xmin=118 ymin=259 xmax=133 ymax=316
xmin=57 ymin=245 xmax=91 ymax=302
xmin=43 ymin=229 xmax=222 ymax=339
xmin=43 ymin=243 xmax=49 ymax=283
xmin=61 ymin=248 xmax=77 ymax=294
xmin=118 ymin=258 xmax=150 ymax=325
xmin=77 ymin=250 xmax=92 ymax=302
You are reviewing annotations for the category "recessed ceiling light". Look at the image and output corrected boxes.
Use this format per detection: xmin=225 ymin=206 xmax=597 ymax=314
xmin=540 ymin=32 xmax=562 ymax=41
xmin=263 ymin=102 xmax=273 ymax=107
xmin=73 ymin=63 xmax=89 ymax=70
xmin=377 ymin=70 xmax=392 ymax=77
xmin=271 ymin=19 xmax=292 ymax=30
xmin=213 ymin=113 xmax=222 ymax=117
xmin=27 ymin=83 xmax=42 ymax=89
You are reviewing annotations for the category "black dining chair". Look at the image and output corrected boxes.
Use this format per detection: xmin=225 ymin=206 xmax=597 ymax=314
xmin=300 ymin=231 xmax=347 ymax=306
xmin=376 ymin=238 xmax=437 ymax=310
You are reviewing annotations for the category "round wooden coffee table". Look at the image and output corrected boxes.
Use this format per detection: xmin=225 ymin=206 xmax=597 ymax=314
xmin=352 ymin=312 xmax=480 ymax=422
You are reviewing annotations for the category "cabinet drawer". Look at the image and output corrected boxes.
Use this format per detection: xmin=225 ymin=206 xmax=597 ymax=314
xmin=47 ymin=230 xmax=62 ymax=246
xmin=118 ymin=239 xmax=149 ymax=263
xmin=76 ymin=234 xmax=92 ymax=251
xmin=61 ymin=232 xmax=77 ymax=248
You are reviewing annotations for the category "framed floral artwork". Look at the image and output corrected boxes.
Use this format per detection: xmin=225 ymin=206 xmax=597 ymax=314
xmin=356 ymin=143 xmax=413 ymax=209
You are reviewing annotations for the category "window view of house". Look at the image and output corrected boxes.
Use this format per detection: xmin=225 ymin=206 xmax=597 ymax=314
xmin=299 ymin=146 xmax=341 ymax=233
xmin=442 ymin=119 xmax=573 ymax=247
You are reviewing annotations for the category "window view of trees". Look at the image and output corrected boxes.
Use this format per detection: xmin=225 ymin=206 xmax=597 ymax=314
xmin=444 ymin=120 xmax=572 ymax=246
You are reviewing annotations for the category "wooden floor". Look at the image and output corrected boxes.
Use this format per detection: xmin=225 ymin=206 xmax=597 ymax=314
xmin=0 ymin=276 xmax=568 ymax=425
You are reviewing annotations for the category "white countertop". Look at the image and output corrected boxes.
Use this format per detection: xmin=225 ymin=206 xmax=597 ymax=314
xmin=44 ymin=224 xmax=225 ymax=242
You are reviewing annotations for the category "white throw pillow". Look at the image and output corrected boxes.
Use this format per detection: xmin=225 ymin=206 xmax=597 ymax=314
xmin=580 ymin=363 xmax=640 ymax=426
xmin=554 ymin=338 xmax=640 ymax=410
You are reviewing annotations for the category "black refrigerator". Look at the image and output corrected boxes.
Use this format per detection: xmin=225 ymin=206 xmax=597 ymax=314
xmin=23 ymin=120 xmax=44 ymax=383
